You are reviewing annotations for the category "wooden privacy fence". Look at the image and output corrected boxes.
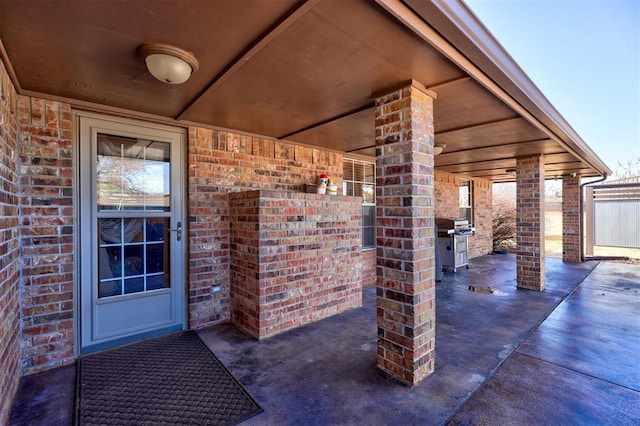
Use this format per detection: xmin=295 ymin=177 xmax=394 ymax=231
xmin=585 ymin=182 xmax=640 ymax=254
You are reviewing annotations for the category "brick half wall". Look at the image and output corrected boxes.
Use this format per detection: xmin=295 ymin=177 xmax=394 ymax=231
xmin=187 ymin=127 xmax=344 ymax=329
xmin=229 ymin=190 xmax=363 ymax=339
xmin=361 ymin=249 xmax=376 ymax=287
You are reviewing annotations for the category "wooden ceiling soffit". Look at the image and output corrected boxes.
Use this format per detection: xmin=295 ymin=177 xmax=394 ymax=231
xmin=477 ymin=172 xmax=596 ymax=183
xmin=435 ymin=139 xmax=562 ymax=165
xmin=346 ymin=147 xmax=376 ymax=157
xmin=177 ymin=0 xmax=321 ymax=120
xmin=346 ymin=145 xmax=376 ymax=154
xmin=178 ymin=0 xmax=464 ymax=140
xmin=438 ymin=158 xmax=517 ymax=173
xmin=543 ymin=152 xmax=585 ymax=165
xmin=427 ymin=75 xmax=472 ymax=91
xmin=432 ymin=78 xmax=518 ymax=132
xmin=450 ymin=162 xmax=583 ymax=176
xmin=279 ymin=103 xmax=374 ymax=140
xmin=282 ymin=77 xmax=487 ymax=152
xmin=0 ymin=39 xmax=20 ymax=92
xmin=436 ymin=138 xmax=555 ymax=159
xmin=473 ymin=165 xmax=598 ymax=182
xmin=439 ymin=155 xmax=596 ymax=181
xmin=545 ymin=162 xmax=588 ymax=172
xmin=438 ymin=156 xmax=588 ymax=174
xmin=435 ymin=123 xmax=548 ymax=154
xmin=283 ymin=106 xmax=375 ymax=152
xmin=374 ymin=0 xmax=608 ymax=176
xmin=435 ymin=117 xmax=525 ymax=138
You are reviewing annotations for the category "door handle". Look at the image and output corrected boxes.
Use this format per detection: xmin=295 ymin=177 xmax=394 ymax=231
xmin=168 ymin=221 xmax=182 ymax=241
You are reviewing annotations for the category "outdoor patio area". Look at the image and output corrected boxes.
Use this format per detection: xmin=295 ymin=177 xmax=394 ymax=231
xmin=9 ymin=254 xmax=640 ymax=425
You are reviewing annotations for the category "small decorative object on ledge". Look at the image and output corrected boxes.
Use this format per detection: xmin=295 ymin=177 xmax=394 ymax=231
xmin=306 ymin=174 xmax=339 ymax=195
xmin=317 ymin=173 xmax=329 ymax=187
xmin=327 ymin=179 xmax=338 ymax=195
xmin=315 ymin=173 xmax=328 ymax=194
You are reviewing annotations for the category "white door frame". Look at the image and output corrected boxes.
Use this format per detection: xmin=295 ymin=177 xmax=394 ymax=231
xmin=74 ymin=111 xmax=187 ymax=354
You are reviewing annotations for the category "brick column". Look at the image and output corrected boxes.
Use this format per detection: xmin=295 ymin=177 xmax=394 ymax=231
xmin=516 ymin=155 xmax=545 ymax=291
xmin=374 ymin=81 xmax=436 ymax=386
xmin=562 ymin=174 xmax=581 ymax=262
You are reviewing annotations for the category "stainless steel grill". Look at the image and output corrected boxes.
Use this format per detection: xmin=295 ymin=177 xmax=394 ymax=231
xmin=435 ymin=218 xmax=474 ymax=272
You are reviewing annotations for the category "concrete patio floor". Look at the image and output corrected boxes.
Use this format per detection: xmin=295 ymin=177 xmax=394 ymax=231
xmin=8 ymin=254 xmax=640 ymax=425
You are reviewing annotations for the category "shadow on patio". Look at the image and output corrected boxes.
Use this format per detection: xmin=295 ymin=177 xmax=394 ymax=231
xmin=11 ymin=254 xmax=640 ymax=425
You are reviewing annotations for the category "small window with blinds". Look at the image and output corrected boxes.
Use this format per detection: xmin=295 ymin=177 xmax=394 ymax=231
xmin=459 ymin=179 xmax=473 ymax=223
xmin=343 ymin=158 xmax=376 ymax=249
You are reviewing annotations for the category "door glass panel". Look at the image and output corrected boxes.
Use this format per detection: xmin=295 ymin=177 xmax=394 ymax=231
xmin=124 ymin=277 xmax=145 ymax=295
xmin=97 ymin=134 xmax=170 ymax=211
xmin=96 ymin=133 xmax=172 ymax=299
xmin=97 ymin=210 xmax=171 ymax=298
xmin=98 ymin=176 xmax=171 ymax=298
xmin=124 ymin=244 xmax=143 ymax=276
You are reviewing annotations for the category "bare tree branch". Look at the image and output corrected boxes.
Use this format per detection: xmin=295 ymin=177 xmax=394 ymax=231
xmin=493 ymin=190 xmax=516 ymax=251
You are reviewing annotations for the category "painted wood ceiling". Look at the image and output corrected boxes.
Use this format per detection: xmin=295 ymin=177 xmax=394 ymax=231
xmin=0 ymin=0 xmax=610 ymax=181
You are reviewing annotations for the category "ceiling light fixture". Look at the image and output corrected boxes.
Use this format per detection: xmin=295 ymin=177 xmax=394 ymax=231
xmin=138 ymin=42 xmax=199 ymax=84
xmin=434 ymin=144 xmax=446 ymax=156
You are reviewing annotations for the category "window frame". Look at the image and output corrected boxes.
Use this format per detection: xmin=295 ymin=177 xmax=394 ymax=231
xmin=459 ymin=178 xmax=473 ymax=223
xmin=343 ymin=158 xmax=376 ymax=250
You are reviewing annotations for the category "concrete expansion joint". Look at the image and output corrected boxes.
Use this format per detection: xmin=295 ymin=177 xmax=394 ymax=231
xmin=444 ymin=263 xmax=598 ymax=424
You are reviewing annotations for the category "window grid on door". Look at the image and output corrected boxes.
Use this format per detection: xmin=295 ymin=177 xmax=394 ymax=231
xmin=98 ymin=217 xmax=169 ymax=298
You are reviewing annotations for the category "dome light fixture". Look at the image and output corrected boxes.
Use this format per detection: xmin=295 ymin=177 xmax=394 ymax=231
xmin=138 ymin=42 xmax=199 ymax=84
xmin=434 ymin=144 xmax=446 ymax=156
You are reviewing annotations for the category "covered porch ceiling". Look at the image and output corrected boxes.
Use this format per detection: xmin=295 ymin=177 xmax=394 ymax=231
xmin=0 ymin=0 xmax=610 ymax=182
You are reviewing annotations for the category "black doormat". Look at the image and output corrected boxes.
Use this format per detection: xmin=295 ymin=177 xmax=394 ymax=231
xmin=75 ymin=331 xmax=263 ymax=425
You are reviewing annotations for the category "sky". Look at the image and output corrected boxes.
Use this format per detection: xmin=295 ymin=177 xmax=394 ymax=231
xmin=464 ymin=0 xmax=640 ymax=178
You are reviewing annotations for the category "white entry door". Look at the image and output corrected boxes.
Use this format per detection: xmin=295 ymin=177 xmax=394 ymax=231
xmin=78 ymin=114 xmax=186 ymax=353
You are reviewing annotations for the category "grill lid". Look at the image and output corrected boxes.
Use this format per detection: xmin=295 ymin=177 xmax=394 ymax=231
xmin=436 ymin=217 xmax=474 ymax=236
xmin=435 ymin=217 xmax=470 ymax=230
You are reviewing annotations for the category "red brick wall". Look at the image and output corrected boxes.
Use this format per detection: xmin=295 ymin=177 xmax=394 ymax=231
xmin=0 ymin=58 xmax=21 ymax=426
xmin=187 ymin=127 xmax=343 ymax=329
xmin=435 ymin=170 xmax=459 ymax=218
xmin=434 ymin=170 xmax=492 ymax=259
xmin=2 ymin=96 xmax=493 ymax=389
xmin=562 ymin=175 xmax=581 ymax=262
xmin=1 ymin=118 xmax=352 ymax=381
xmin=229 ymin=190 xmax=362 ymax=339
xmin=361 ymin=249 xmax=376 ymax=287
xmin=17 ymin=97 xmax=75 ymax=373
xmin=469 ymin=178 xmax=493 ymax=258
